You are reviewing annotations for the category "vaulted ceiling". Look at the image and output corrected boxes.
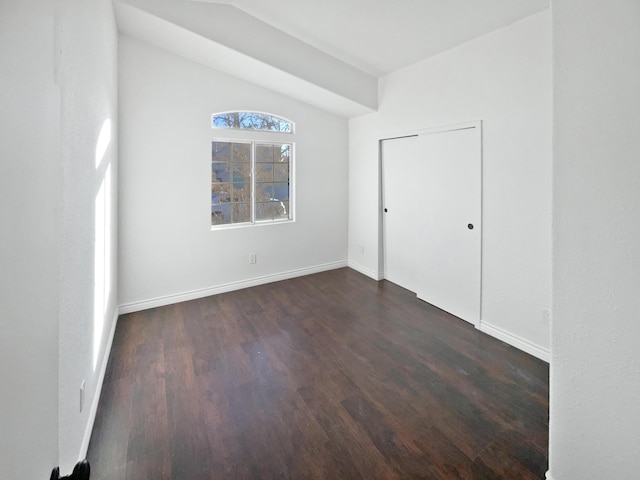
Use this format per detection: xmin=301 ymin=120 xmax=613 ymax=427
xmin=207 ymin=0 xmax=550 ymax=76
xmin=114 ymin=0 xmax=549 ymax=116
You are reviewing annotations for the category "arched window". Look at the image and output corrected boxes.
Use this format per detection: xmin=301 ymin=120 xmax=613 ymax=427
xmin=211 ymin=111 xmax=294 ymax=133
xmin=211 ymin=112 xmax=294 ymax=227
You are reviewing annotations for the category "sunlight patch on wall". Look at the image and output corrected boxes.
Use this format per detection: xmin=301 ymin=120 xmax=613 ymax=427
xmin=95 ymin=119 xmax=111 ymax=168
xmin=93 ymin=119 xmax=113 ymax=371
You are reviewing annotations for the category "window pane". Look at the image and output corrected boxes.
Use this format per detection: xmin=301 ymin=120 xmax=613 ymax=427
xmin=256 ymin=202 xmax=273 ymax=222
xmin=280 ymin=144 xmax=291 ymax=162
xmin=232 ymin=143 xmax=250 ymax=163
xmin=256 ymin=200 xmax=288 ymax=221
xmin=232 ymin=163 xmax=251 ymax=186
xmin=212 ymin=163 xmax=230 ymax=183
xmin=256 ymin=163 xmax=273 ymax=182
xmin=211 ymin=183 xmax=230 ymax=202
xmin=274 ymin=163 xmax=289 ymax=182
xmin=273 ymin=182 xmax=289 ymax=201
xmin=255 ymin=201 xmax=275 ymax=221
xmin=255 ymin=202 xmax=270 ymax=221
xmin=211 ymin=203 xmax=230 ymax=225
xmin=212 ymin=112 xmax=293 ymax=133
xmin=255 ymin=182 xmax=274 ymax=202
xmin=230 ymin=203 xmax=250 ymax=223
xmin=212 ymin=142 xmax=230 ymax=162
xmin=212 ymin=113 xmax=238 ymax=129
xmin=231 ymin=185 xmax=250 ymax=204
xmin=211 ymin=211 xmax=225 ymax=225
xmin=280 ymin=200 xmax=290 ymax=218
xmin=256 ymin=144 xmax=275 ymax=163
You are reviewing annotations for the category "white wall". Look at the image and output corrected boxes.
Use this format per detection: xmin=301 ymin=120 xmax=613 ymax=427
xmin=550 ymin=1 xmax=640 ymax=478
xmin=0 ymin=1 xmax=118 ymax=477
xmin=0 ymin=2 xmax=61 ymax=478
xmin=349 ymin=10 xmax=552 ymax=358
xmin=118 ymin=36 xmax=349 ymax=309
xmin=57 ymin=0 xmax=119 ymax=473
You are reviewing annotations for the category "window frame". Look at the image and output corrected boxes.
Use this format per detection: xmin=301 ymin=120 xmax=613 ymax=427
xmin=210 ymin=136 xmax=295 ymax=230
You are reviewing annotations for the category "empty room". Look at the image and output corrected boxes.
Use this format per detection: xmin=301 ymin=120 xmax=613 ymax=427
xmin=1 ymin=1 xmax=639 ymax=479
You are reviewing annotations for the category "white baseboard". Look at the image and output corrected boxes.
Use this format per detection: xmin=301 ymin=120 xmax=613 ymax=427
xmin=119 ymin=261 xmax=348 ymax=314
xmin=478 ymin=321 xmax=550 ymax=362
xmin=347 ymin=260 xmax=384 ymax=280
xmin=545 ymin=471 xmax=554 ymax=480
xmin=79 ymin=308 xmax=119 ymax=461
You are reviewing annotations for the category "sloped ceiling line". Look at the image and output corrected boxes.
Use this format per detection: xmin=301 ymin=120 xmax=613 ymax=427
xmin=115 ymin=0 xmax=549 ymax=117
xmin=114 ymin=0 xmax=378 ymax=118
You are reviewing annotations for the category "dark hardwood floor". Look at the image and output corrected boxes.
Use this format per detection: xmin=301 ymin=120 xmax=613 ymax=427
xmin=88 ymin=268 xmax=548 ymax=480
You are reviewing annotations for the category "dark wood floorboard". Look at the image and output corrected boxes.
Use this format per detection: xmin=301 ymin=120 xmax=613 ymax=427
xmin=88 ymin=268 xmax=548 ymax=480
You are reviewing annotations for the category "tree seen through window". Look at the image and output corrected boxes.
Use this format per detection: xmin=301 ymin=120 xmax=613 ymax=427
xmin=212 ymin=141 xmax=291 ymax=226
xmin=212 ymin=112 xmax=293 ymax=133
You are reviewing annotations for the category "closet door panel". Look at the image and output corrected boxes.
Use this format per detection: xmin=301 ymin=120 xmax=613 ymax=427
xmin=415 ymin=127 xmax=481 ymax=325
xmin=382 ymin=135 xmax=420 ymax=292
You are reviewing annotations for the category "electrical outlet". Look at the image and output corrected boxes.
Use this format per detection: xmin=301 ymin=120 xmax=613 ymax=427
xmin=250 ymin=253 xmax=257 ymax=264
xmin=542 ymin=309 xmax=550 ymax=326
xmin=80 ymin=380 xmax=86 ymax=412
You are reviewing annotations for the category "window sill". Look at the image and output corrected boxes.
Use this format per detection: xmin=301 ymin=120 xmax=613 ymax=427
xmin=210 ymin=218 xmax=294 ymax=231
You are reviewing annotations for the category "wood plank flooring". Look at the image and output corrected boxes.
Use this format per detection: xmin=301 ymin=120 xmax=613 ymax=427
xmin=88 ymin=268 xmax=548 ymax=480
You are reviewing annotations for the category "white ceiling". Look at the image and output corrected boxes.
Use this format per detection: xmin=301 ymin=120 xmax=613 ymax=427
xmin=118 ymin=0 xmax=550 ymax=117
xmin=116 ymin=0 xmax=379 ymax=117
xmin=194 ymin=0 xmax=549 ymax=76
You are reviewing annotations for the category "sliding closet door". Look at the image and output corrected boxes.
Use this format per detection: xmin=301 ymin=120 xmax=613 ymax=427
xmin=382 ymin=125 xmax=481 ymax=326
xmin=415 ymin=127 xmax=481 ymax=325
xmin=381 ymin=135 xmax=419 ymax=292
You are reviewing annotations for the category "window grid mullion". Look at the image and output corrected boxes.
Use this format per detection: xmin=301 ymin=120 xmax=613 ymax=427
xmin=211 ymin=138 xmax=292 ymax=228
xmin=251 ymin=142 xmax=256 ymax=224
